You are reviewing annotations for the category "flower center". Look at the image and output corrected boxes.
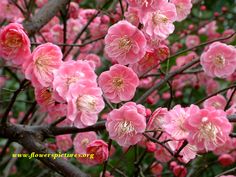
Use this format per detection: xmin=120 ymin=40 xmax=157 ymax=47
xmin=212 ymin=102 xmax=221 ymax=109
xmin=213 ymin=55 xmax=225 ymax=68
xmin=118 ymin=36 xmax=132 ymax=52
xmin=77 ymin=95 xmax=96 ymax=112
xmin=40 ymin=87 xmax=54 ymax=106
xmin=116 ymin=120 xmax=135 ymax=136
xmin=66 ymin=76 xmax=79 ymax=85
xmin=112 ymin=77 xmax=124 ymax=90
xmin=196 ymin=118 xmax=220 ymax=148
xmin=152 ymin=12 xmax=168 ymax=25
xmin=4 ymin=32 xmax=22 ymax=48
xmin=81 ymin=138 xmax=89 ymax=148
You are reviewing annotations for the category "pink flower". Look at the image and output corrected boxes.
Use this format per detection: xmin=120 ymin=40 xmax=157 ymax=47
xmin=185 ymin=35 xmax=200 ymax=48
xmin=24 ymin=43 xmax=63 ymax=87
xmin=105 ymin=102 xmax=146 ymax=147
xmin=53 ymin=60 xmax=97 ymax=100
xmin=154 ymin=144 xmax=172 ymax=163
xmin=56 ymin=135 xmax=73 ymax=152
xmin=172 ymin=165 xmax=187 ymax=177
xmin=77 ymin=53 xmax=101 ymax=69
xmin=200 ymin=42 xmax=236 ymax=78
xmin=203 ymin=94 xmax=227 ymax=110
xmin=98 ymin=64 xmax=139 ymax=103
xmin=168 ymin=140 xmax=197 ymax=163
xmin=147 ymin=107 xmax=168 ymax=131
xmin=105 ymin=20 xmax=146 ymax=65
xmin=185 ymin=108 xmax=232 ymax=151
xmin=218 ymin=154 xmax=235 ymax=167
xmin=130 ymin=50 xmax=160 ymax=76
xmin=141 ymin=0 xmax=177 ymax=40
xmin=67 ymin=81 xmax=104 ymax=128
xmin=86 ymin=140 xmax=109 ymax=165
xmin=124 ymin=7 xmax=140 ymax=26
xmin=150 ymin=162 xmax=163 ymax=176
xmin=0 ymin=23 xmax=30 ymax=65
xmin=163 ymin=105 xmax=199 ymax=140
xmin=73 ymin=132 xmax=97 ymax=154
xmin=171 ymin=0 xmax=192 ymax=22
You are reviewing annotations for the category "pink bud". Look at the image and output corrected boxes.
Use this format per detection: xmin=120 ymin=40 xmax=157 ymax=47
xmin=218 ymin=154 xmax=235 ymax=167
xmin=146 ymin=141 xmax=156 ymax=152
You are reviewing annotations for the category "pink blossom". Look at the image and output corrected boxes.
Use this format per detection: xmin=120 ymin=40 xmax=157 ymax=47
xmin=203 ymin=94 xmax=227 ymax=110
xmin=124 ymin=7 xmax=140 ymax=26
xmin=53 ymin=60 xmax=97 ymax=100
xmin=35 ymin=0 xmax=48 ymax=8
xmin=222 ymin=29 xmax=235 ymax=43
xmin=130 ymin=50 xmax=160 ymax=76
xmin=168 ymin=140 xmax=197 ymax=163
xmin=145 ymin=141 xmax=156 ymax=152
xmin=105 ymin=20 xmax=146 ymax=65
xmin=147 ymin=107 xmax=168 ymax=131
xmin=185 ymin=108 xmax=232 ymax=151
xmin=105 ymin=102 xmax=146 ymax=147
xmin=154 ymin=144 xmax=172 ymax=163
xmin=0 ymin=23 xmax=30 ymax=65
xmin=126 ymin=0 xmax=156 ymax=13
xmin=163 ymin=105 xmax=199 ymax=140
xmin=141 ymin=0 xmax=177 ymax=40
xmin=77 ymin=53 xmax=101 ymax=69
xmin=56 ymin=135 xmax=73 ymax=152
xmin=172 ymin=165 xmax=187 ymax=177
xmin=176 ymin=52 xmax=198 ymax=67
xmin=98 ymin=64 xmax=139 ymax=103
xmin=24 ymin=43 xmax=63 ymax=87
xmin=150 ymin=162 xmax=163 ymax=176
xmin=86 ymin=140 xmax=109 ymax=165
xmin=185 ymin=35 xmax=200 ymax=48
xmin=171 ymin=0 xmax=192 ymax=22
xmin=73 ymin=132 xmax=97 ymax=154
xmin=200 ymin=42 xmax=236 ymax=78
xmin=0 ymin=1 xmax=23 ymax=22
xmin=67 ymin=81 xmax=104 ymax=128
xmin=218 ymin=154 xmax=235 ymax=167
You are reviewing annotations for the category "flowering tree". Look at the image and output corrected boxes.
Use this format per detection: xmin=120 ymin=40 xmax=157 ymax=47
xmin=0 ymin=0 xmax=236 ymax=177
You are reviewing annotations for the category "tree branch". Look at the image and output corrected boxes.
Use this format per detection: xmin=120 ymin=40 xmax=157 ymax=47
xmin=23 ymin=0 xmax=71 ymax=35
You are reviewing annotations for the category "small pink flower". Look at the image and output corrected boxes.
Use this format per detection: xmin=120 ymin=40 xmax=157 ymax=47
xmin=67 ymin=81 xmax=104 ymax=128
xmin=98 ymin=64 xmax=139 ymax=103
xmin=185 ymin=35 xmax=200 ymax=48
xmin=154 ymin=144 xmax=172 ymax=163
xmin=86 ymin=140 xmax=109 ymax=165
xmin=145 ymin=141 xmax=156 ymax=152
xmin=106 ymin=102 xmax=146 ymax=147
xmin=73 ymin=132 xmax=97 ymax=154
xmin=56 ymin=135 xmax=73 ymax=152
xmin=53 ymin=60 xmax=97 ymax=100
xmin=24 ymin=43 xmax=63 ymax=87
xmin=150 ymin=162 xmax=163 ymax=176
xmin=147 ymin=107 xmax=168 ymax=131
xmin=168 ymin=140 xmax=197 ymax=163
xmin=105 ymin=20 xmax=146 ymax=65
xmin=200 ymin=42 xmax=236 ymax=78
xmin=163 ymin=105 xmax=199 ymax=140
xmin=172 ymin=165 xmax=187 ymax=177
xmin=124 ymin=7 xmax=140 ymax=26
xmin=0 ymin=23 xmax=30 ymax=65
xmin=203 ymin=94 xmax=227 ymax=110
xmin=130 ymin=50 xmax=160 ymax=76
xmin=77 ymin=53 xmax=101 ymax=69
xmin=185 ymin=108 xmax=232 ymax=151
xmin=218 ymin=154 xmax=235 ymax=167
xmin=141 ymin=0 xmax=177 ymax=40
xmin=171 ymin=0 xmax=192 ymax=22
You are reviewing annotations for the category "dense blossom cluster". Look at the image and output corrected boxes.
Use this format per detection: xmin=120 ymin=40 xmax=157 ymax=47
xmin=0 ymin=0 xmax=236 ymax=176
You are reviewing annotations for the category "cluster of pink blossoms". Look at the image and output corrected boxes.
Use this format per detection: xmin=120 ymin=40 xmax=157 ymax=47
xmin=0 ymin=23 xmax=105 ymax=129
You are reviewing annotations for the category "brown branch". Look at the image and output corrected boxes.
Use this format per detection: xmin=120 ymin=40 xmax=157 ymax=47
xmin=23 ymin=0 xmax=71 ymax=35
xmin=194 ymin=83 xmax=236 ymax=105
xmin=0 ymin=123 xmax=89 ymax=177
xmin=1 ymin=79 xmax=29 ymax=124
xmin=136 ymin=58 xmax=200 ymax=104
